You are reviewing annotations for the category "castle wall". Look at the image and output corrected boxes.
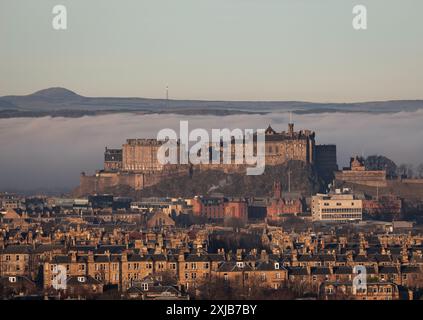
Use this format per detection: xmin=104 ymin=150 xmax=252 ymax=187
xmin=123 ymin=139 xmax=164 ymax=171
xmin=335 ymin=170 xmax=387 ymax=187
xmin=265 ymin=138 xmax=312 ymax=165
xmin=79 ymin=167 xmax=189 ymax=195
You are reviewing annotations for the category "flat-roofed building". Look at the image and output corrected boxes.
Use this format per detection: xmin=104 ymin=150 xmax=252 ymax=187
xmin=312 ymin=190 xmax=362 ymax=222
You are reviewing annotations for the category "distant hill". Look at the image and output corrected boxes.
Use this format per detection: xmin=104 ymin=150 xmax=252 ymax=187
xmin=1 ymin=87 xmax=423 ymax=118
xmin=30 ymin=87 xmax=81 ymax=100
xmin=0 ymin=99 xmax=18 ymax=110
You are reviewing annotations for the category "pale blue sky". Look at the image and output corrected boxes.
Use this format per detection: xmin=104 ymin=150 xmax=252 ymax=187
xmin=1 ymin=0 xmax=422 ymax=101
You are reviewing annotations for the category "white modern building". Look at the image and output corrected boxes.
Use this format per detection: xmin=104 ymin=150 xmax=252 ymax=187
xmin=312 ymin=189 xmax=362 ymax=222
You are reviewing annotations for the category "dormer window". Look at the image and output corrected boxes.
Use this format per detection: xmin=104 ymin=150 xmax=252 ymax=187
xmin=274 ymin=262 xmax=280 ymax=270
xmin=236 ymin=261 xmax=245 ymax=268
xmin=9 ymin=277 xmax=17 ymax=283
xmin=77 ymin=276 xmax=86 ymax=283
xmin=142 ymin=283 xmax=149 ymax=291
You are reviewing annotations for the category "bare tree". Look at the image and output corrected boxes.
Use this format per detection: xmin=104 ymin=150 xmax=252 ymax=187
xmin=417 ymin=164 xmax=423 ymax=178
xmin=397 ymin=164 xmax=411 ymax=178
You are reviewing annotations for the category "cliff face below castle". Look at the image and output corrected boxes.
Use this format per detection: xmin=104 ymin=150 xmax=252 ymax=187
xmin=98 ymin=161 xmax=323 ymax=199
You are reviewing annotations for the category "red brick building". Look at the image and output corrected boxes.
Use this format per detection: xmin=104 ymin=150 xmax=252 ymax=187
xmin=192 ymin=196 xmax=247 ymax=221
xmin=363 ymin=195 xmax=402 ymax=216
xmin=266 ymin=182 xmax=303 ymax=220
xmin=224 ymin=199 xmax=248 ymax=222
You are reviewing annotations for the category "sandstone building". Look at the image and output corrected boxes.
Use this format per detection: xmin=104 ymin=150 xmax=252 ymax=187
xmin=335 ymin=156 xmax=387 ymax=187
xmin=312 ymin=189 xmax=363 ymax=222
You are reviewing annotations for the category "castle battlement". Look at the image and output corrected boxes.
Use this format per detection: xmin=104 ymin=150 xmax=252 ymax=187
xmin=126 ymin=139 xmax=165 ymax=146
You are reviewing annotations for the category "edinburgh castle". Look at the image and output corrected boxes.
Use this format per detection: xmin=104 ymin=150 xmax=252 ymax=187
xmin=78 ymin=123 xmax=338 ymax=195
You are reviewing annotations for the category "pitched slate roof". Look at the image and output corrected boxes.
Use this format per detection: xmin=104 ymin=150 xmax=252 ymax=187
xmin=287 ymin=267 xmax=309 ymax=276
xmin=217 ymin=262 xmax=254 ymax=272
xmin=378 ymin=266 xmax=399 ymax=274
xmin=67 ymin=275 xmax=102 ymax=286
xmin=333 ymin=266 xmax=353 ymax=275
xmin=311 ymin=267 xmax=331 ymax=275
xmin=2 ymin=245 xmax=32 ymax=254
xmin=401 ymin=265 xmax=421 ymax=273
xmin=51 ymin=255 xmax=71 ymax=264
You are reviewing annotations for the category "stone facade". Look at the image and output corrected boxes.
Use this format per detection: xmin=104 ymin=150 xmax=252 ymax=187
xmin=264 ymin=123 xmax=315 ymax=165
xmin=192 ymin=196 xmax=248 ymax=221
xmin=266 ymin=182 xmax=303 ymax=220
xmin=104 ymin=148 xmax=122 ymax=171
xmin=335 ymin=156 xmax=387 ymax=187
xmin=312 ymin=191 xmax=363 ymax=222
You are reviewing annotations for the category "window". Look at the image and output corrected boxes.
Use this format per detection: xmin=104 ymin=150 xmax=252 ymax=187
xmin=5 ymin=255 xmax=10 ymax=261
xmin=77 ymin=276 xmax=86 ymax=283
xmin=274 ymin=262 xmax=280 ymax=270
xmin=142 ymin=283 xmax=149 ymax=291
xmin=16 ymin=255 xmax=20 ymax=261
xmin=9 ymin=277 xmax=17 ymax=283
xmin=224 ymin=273 xmax=228 ymax=281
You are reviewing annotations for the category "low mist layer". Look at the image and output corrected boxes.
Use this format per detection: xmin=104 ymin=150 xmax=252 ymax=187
xmin=1 ymin=111 xmax=422 ymax=193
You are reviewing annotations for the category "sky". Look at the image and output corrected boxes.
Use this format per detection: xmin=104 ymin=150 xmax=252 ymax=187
xmin=1 ymin=112 xmax=423 ymax=193
xmin=1 ymin=0 xmax=423 ymax=102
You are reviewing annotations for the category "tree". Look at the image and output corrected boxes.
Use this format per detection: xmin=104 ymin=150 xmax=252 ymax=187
xmin=397 ymin=164 xmax=414 ymax=178
xmin=407 ymin=164 xmax=414 ymax=178
xmin=223 ymin=217 xmax=246 ymax=230
xmin=416 ymin=163 xmax=423 ymax=178
xmin=397 ymin=164 xmax=407 ymax=178
xmin=364 ymin=155 xmax=397 ymax=178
